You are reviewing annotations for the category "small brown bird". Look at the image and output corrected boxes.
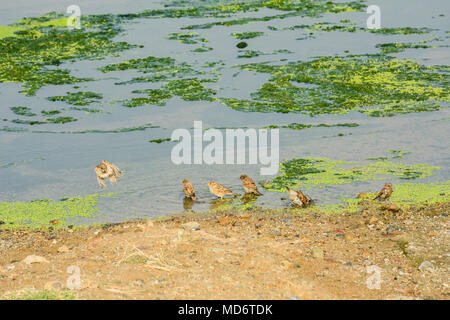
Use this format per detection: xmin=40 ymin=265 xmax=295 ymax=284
xmin=239 ymin=174 xmax=262 ymax=196
xmin=374 ymin=183 xmax=393 ymax=200
xmin=207 ymin=181 xmax=239 ymax=199
xmin=94 ymin=160 xmax=122 ymax=188
xmin=286 ymin=186 xmax=312 ymax=207
xmin=182 ymin=179 xmax=197 ymax=200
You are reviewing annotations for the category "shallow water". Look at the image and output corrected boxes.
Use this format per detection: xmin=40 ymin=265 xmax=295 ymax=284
xmin=0 ymin=0 xmax=449 ymax=223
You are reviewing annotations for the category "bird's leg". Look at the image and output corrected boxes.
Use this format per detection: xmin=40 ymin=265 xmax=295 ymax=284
xmin=97 ymin=177 xmax=106 ymax=189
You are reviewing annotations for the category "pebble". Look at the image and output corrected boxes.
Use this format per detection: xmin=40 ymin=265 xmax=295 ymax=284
xmin=22 ymin=255 xmax=49 ymax=265
xmin=357 ymin=192 xmax=367 ymax=199
xmin=418 ymin=261 xmax=434 ymax=272
xmin=58 ymin=245 xmax=70 ymax=253
xmin=270 ymin=229 xmax=281 ymax=236
xmin=2 ymin=265 xmax=15 ymax=272
xmin=182 ymin=222 xmax=200 ymax=231
xmin=382 ymin=203 xmax=400 ymax=212
xmin=311 ymin=246 xmax=324 ymax=259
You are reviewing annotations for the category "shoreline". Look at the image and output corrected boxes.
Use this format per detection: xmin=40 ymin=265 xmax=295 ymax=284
xmin=1 ymin=201 xmax=449 ymax=299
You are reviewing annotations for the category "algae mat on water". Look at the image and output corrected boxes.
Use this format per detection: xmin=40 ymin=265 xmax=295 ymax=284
xmin=310 ymin=181 xmax=450 ymax=215
xmin=264 ymin=157 xmax=441 ymax=192
xmin=0 ymin=193 xmax=116 ymax=230
xmin=223 ymin=55 xmax=449 ymax=116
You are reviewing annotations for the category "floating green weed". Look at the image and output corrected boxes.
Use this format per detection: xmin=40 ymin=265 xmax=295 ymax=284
xmin=232 ymin=31 xmax=264 ymax=40
xmin=264 ymin=157 xmax=440 ymax=191
xmin=222 ymin=55 xmax=448 ymax=116
xmin=167 ymin=32 xmax=208 ymax=44
xmin=46 ymin=116 xmax=78 ymax=124
xmin=0 ymin=193 xmax=115 ymax=230
xmin=10 ymin=106 xmax=36 ymax=117
xmin=0 ymin=13 xmax=133 ymax=95
xmin=31 ymin=123 xmax=158 ymax=134
xmin=47 ymin=91 xmax=103 ymax=106
xmin=389 ymin=150 xmax=412 ymax=159
xmin=376 ymin=42 xmax=435 ymax=54
xmin=182 ymin=0 xmax=365 ymax=30
xmin=264 ymin=122 xmax=359 ymax=130
xmin=149 ymin=138 xmax=172 ymax=143
xmin=124 ymin=78 xmax=216 ymax=107
xmin=310 ymin=181 xmax=450 ymax=214
xmin=41 ymin=110 xmax=61 ymax=116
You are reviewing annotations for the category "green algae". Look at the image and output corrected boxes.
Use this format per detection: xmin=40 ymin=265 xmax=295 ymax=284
xmin=47 ymin=91 xmax=103 ymax=106
xmin=264 ymin=122 xmax=358 ymax=130
xmin=271 ymin=23 xmax=433 ymax=37
xmin=232 ymin=31 xmax=264 ymax=40
xmin=41 ymin=110 xmax=61 ymax=116
xmin=0 ymin=13 xmax=134 ymax=95
xmin=312 ymin=181 xmax=450 ymax=215
xmin=264 ymin=157 xmax=441 ymax=192
xmin=149 ymin=138 xmax=172 ymax=143
xmin=238 ymin=50 xmax=264 ymax=58
xmin=181 ymin=0 xmax=365 ymax=30
xmin=167 ymin=32 xmax=208 ymax=44
xmin=222 ymin=55 xmax=449 ymax=116
xmin=192 ymin=46 xmax=214 ymax=52
xmin=10 ymin=106 xmax=37 ymax=117
xmin=124 ymin=78 xmax=216 ymax=107
xmin=0 ymin=193 xmax=116 ymax=230
xmin=389 ymin=150 xmax=412 ymax=159
xmin=70 ymin=107 xmax=104 ymax=114
xmin=376 ymin=42 xmax=435 ymax=55
xmin=46 ymin=116 xmax=78 ymax=124
xmin=31 ymin=123 xmax=158 ymax=134
xmin=11 ymin=119 xmax=47 ymax=125
xmin=369 ymin=27 xmax=433 ymax=35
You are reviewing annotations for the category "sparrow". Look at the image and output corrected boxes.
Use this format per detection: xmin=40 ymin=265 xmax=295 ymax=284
xmin=286 ymin=186 xmax=312 ymax=207
xmin=95 ymin=160 xmax=122 ymax=188
xmin=373 ymin=183 xmax=393 ymax=200
xmin=239 ymin=174 xmax=263 ymax=196
xmin=182 ymin=179 xmax=197 ymax=200
xmin=207 ymin=181 xmax=239 ymax=199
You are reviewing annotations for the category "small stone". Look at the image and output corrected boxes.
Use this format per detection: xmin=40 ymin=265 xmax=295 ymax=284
xmin=57 ymin=245 xmax=69 ymax=253
xmin=369 ymin=217 xmax=378 ymax=225
xmin=311 ymin=246 xmax=324 ymax=259
xmin=2 ymin=265 xmax=15 ymax=272
xmin=357 ymin=192 xmax=367 ymax=199
xmin=182 ymin=221 xmax=200 ymax=231
xmin=381 ymin=203 xmax=400 ymax=212
xmin=418 ymin=261 xmax=434 ymax=272
xmin=270 ymin=229 xmax=281 ymax=236
xmin=130 ymin=279 xmax=145 ymax=288
xmin=22 ymin=255 xmax=49 ymax=265
xmin=344 ymin=233 xmax=353 ymax=241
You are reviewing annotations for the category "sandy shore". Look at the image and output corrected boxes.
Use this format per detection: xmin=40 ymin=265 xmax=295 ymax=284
xmin=1 ymin=201 xmax=449 ymax=300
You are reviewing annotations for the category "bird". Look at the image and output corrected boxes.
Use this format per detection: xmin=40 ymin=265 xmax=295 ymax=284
xmin=286 ymin=186 xmax=312 ymax=207
xmin=182 ymin=179 xmax=197 ymax=200
xmin=239 ymin=174 xmax=263 ymax=196
xmin=373 ymin=183 xmax=393 ymax=200
xmin=94 ymin=160 xmax=122 ymax=188
xmin=207 ymin=181 xmax=239 ymax=199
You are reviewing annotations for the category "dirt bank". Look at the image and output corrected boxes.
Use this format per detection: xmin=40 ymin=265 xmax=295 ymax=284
xmin=1 ymin=201 xmax=449 ymax=300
